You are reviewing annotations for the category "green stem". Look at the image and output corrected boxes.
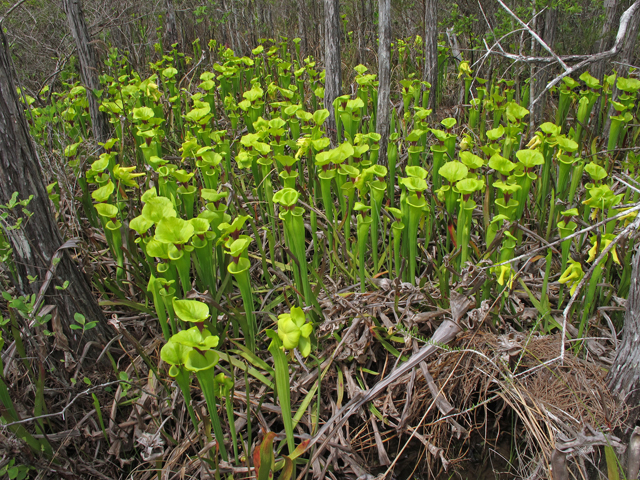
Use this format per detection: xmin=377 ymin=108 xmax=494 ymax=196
xmin=106 ymin=220 xmax=125 ymax=282
xmin=234 ymin=269 xmax=257 ymax=351
xmin=195 ymin=369 xmax=229 ymax=461
xmin=193 ymin=237 xmax=217 ymax=296
xmin=392 ymin=222 xmax=404 ymax=279
xmin=405 ymin=195 xmax=425 ymax=284
xmin=174 ymin=367 xmax=199 ymax=432
xmin=457 ymin=199 xmax=475 ymax=269
xmin=173 ymin=249 xmax=192 ymax=298
xmin=148 ymin=275 xmax=170 ymax=340
xmin=356 ymin=214 xmax=372 ymax=292
xmin=580 ymin=262 xmax=603 ymax=340
xmin=266 ymin=330 xmax=295 ymax=454
xmin=223 ymin=383 xmax=239 ymax=463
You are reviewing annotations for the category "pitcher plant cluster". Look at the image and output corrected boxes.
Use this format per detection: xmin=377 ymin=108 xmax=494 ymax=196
xmin=18 ymin=36 xmax=640 ymax=470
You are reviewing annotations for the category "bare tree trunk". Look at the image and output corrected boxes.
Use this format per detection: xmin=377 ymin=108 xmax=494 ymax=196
xmin=617 ymin=3 xmax=640 ymax=76
xmin=62 ymin=0 xmax=110 ymax=144
xmin=297 ymin=0 xmax=307 ymax=57
xmin=423 ymin=0 xmax=438 ymax=111
xmin=231 ymin=0 xmax=240 ymax=54
xmin=594 ymin=0 xmax=620 ymax=80
xmin=268 ymin=6 xmax=274 ymax=45
xmin=164 ymin=0 xmax=179 ymax=50
xmin=249 ymin=0 xmax=258 ymax=49
xmin=315 ymin=0 xmax=322 ymax=60
xmin=324 ymin=0 xmax=341 ymax=138
xmin=219 ymin=0 xmax=231 ymax=49
xmin=608 ymin=246 xmax=640 ymax=432
xmin=534 ymin=7 xmax=557 ymax=124
xmin=0 ymin=29 xmax=109 ymax=350
xmin=359 ymin=0 xmax=367 ymax=63
xmin=376 ymin=0 xmax=391 ymax=166
xmin=528 ymin=1 xmax=537 ymax=132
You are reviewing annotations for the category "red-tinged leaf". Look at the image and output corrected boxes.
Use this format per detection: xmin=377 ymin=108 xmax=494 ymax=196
xmin=448 ymin=222 xmax=458 ymax=248
xmin=256 ymin=431 xmax=277 ymax=480
xmin=289 ymin=439 xmax=310 ymax=460
xmin=253 ymin=444 xmax=261 ymax=474
xmin=117 ymin=184 xmax=129 ymax=200
xmin=470 ymin=239 xmax=481 ymax=258
xmin=277 ymin=456 xmax=294 ymax=480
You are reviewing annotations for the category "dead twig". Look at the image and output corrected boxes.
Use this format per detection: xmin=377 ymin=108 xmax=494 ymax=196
xmin=485 ymin=201 xmax=640 ymax=272
xmin=530 ymin=0 xmax=640 ymax=106
xmin=495 ymin=0 xmax=569 ymax=71
xmin=0 ymin=0 xmax=29 ymax=24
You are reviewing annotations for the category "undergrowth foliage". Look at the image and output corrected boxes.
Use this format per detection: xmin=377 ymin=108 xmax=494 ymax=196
xmin=4 ymin=35 xmax=640 ymax=477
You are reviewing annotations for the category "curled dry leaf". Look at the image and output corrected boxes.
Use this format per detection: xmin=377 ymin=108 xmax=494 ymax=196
xmin=464 ymin=299 xmax=493 ymax=329
xmin=137 ymin=431 xmax=166 ymax=462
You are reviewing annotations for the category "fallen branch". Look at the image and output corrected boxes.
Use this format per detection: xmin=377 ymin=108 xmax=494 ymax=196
xmin=481 ymin=0 xmax=640 ymax=107
xmin=492 ymin=51 xmax=593 ymax=64
xmin=495 ymin=0 xmax=569 ymax=71
xmin=559 ymin=213 xmax=640 ymax=363
xmin=530 ymin=0 xmax=640 ymax=106
xmin=297 ymin=291 xmax=475 ymax=475
xmin=512 ymin=212 xmax=640 ymax=378
xmin=0 ymin=379 xmax=158 ymax=427
xmin=485 ymin=201 xmax=640 ymax=272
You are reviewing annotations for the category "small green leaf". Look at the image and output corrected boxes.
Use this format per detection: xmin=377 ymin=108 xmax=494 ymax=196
xmin=488 ymin=154 xmax=516 ymax=176
xmin=172 ymin=298 xmax=210 ymax=323
xmin=94 ymin=203 xmax=119 ymax=219
xmin=155 ymin=217 xmax=195 ymax=245
xmin=585 ymin=162 xmax=607 ymax=182
xmin=486 ymin=124 xmax=505 ymax=141
xmin=439 ymin=162 xmax=468 ymax=183
xmin=91 ymin=181 xmax=115 ymax=202
xmin=515 ymin=149 xmax=544 ymax=168
xmin=441 ymin=117 xmax=456 ymax=129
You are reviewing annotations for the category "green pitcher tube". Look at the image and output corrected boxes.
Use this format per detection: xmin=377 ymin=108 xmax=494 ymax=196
xmin=556 ymin=217 xmax=577 ymax=306
xmin=105 ymin=219 xmax=125 ymax=282
xmin=356 ymin=214 xmax=372 ymax=292
xmin=567 ymin=161 xmax=585 ymax=206
xmin=388 ymin=134 xmax=399 ymax=206
xmin=290 ymin=207 xmax=315 ymax=305
xmin=172 ymin=247 xmax=193 ymax=298
xmin=392 ymin=220 xmax=405 ymax=279
xmin=431 ymin=144 xmax=447 ymax=190
xmin=495 ymin=197 xmax=519 ymax=220
xmin=148 ymin=274 xmax=170 ymax=340
xmin=457 ymin=199 xmax=476 ymax=268
xmin=227 ymin=256 xmax=256 ymax=351
xmin=514 ymin=171 xmax=536 ymax=220
xmin=408 ymin=145 xmax=424 ymax=167
xmin=556 ymin=154 xmax=577 ymax=200
xmin=405 ymin=192 xmax=426 ymax=283
xmin=177 ymin=185 xmax=197 ymax=219
xmin=369 ymin=180 xmax=386 ymax=272
xmin=158 ymin=281 xmax=177 ymax=335
xmin=608 ymin=114 xmax=626 ymax=152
